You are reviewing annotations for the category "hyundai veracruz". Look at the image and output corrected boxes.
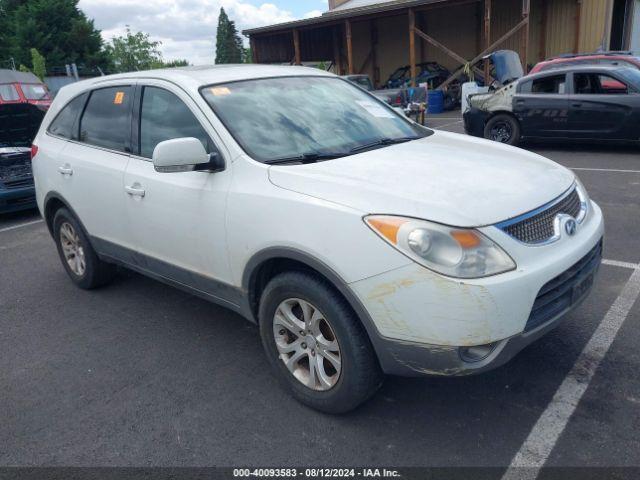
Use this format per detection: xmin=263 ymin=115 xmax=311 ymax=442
xmin=31 ymin=66 xmax=604 ymax=413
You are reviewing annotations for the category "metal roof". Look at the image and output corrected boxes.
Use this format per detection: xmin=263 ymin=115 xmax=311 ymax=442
xmin=0 ymin=69 xmax=42 ymax=84
xmin=243 ymin=0 xmax=450 ymax=36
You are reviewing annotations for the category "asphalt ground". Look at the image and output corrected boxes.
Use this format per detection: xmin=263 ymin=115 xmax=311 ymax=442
xmin=1 ymin=114 xmax=639 ymax=475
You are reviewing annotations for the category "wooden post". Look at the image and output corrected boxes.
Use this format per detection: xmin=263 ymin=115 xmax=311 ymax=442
xmin=539 ymin=0 xmax=548 ymax=61
xmin=333 ymin=26 xmax=342 ymax=75
xmin=409 ymin=8 xmax=416 ymax=87
xmin=371 ymin=20 xmax=378 ymax=87
xmin=574 ymin=0 xmax=583 ymax=53
xmin=249 ymin=37 xmax=258 ymax=63
xmin=345 ymin=20 xmax=354 ymax=75
xmin=293 ymin=29 xmax=301 ymax=65
xmin=484 ymin=0 xmax=491 ymax=83
xmin=521 ymin=0 xmax=530 ymax=73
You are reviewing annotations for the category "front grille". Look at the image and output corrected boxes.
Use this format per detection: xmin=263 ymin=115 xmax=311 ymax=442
xmin=3 ymin=177 xmax=33 ymax=189
xmin=501 ymin=189 xmax=582 ymax=244
xmin=525 ymin=239 xmax=602 ymax=332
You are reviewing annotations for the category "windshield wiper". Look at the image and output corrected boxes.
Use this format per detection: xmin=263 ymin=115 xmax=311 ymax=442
xmin=265 ymin=152 xmax=346 ymax=165
xmin=349 ymin=136 xmax=421 ymax=154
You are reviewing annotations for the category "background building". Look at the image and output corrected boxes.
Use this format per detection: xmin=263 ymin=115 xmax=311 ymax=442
xmin=244 ymin=0 xmax=640 ymax=88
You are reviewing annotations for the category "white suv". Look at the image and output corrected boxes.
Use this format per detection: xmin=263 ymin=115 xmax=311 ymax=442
xmin=32 ymin=66 xmax=604 ymax=413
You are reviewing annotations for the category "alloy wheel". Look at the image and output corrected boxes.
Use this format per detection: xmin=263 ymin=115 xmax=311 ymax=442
xmin=273 ymin=298 xmax=342 ymax=391
xmin=59 ymin=222 xmax=86 ymax=276
xmin=490 ymin=122 xmax=513 ymax=143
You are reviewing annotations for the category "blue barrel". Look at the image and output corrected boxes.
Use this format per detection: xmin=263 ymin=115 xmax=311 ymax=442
xmin=427 ymin=90 xmax=444 ymax=114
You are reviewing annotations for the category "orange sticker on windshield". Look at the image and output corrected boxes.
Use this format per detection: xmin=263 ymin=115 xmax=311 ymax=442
xmin=114 ymin=91 xmax=125 ymax=104
xmin=210 ymin=87 xmax=231 ymax=96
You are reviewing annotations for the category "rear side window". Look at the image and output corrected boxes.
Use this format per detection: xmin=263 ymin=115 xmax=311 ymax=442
xmin=48 ymin=93 xmax=87 ymax=139
xmin=21 ymin=83 xmax=50 ymax=100
xmin=79 ymin=87 xmax=133 ymax=152
xmin=139 ymin=86 xmax=213 ymax=158
xmin=0 ymin=84 xmax=20 ymax=101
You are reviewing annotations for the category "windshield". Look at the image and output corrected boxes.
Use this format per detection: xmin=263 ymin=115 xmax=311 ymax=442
xmin=617 ymin=68 xmax=640 ymax=90
xmin=201 ymin=76 xmax=429 ymax=163
xmin=20 ymin=83 xmax=50 ymax=100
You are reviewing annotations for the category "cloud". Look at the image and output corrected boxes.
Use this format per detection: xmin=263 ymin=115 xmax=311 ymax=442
xmin=78 ymin=0 xmax=324 ymax=65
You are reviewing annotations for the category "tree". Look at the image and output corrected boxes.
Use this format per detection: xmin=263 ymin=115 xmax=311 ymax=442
xmin=215 ymin=7 xmax=243 ymax=64
xmin=2 ymin=0 xmax=109 ymax=71
xmin=242 ymin=47 xmax=253 ymax=64
xmin=104 ymin=27 xmax=190 ymax=73
xmin=30 ymin=48 xmax=46 ymax=80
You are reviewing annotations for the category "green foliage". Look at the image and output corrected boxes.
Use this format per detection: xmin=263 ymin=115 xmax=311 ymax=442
xmin=104 ymin=27 xmax=190 ymax=73
xmin=215 ymin=7 xmax=243 ymax=64
xmin=242 ymin=47 xmax=253 ymax=64
xmin=18 ymin=64 xmax=30 ymax=73
xmin=30 ymin=47 xmax=46 ymax=80
xmin=1 ymin=0 xmax=109 ymax=71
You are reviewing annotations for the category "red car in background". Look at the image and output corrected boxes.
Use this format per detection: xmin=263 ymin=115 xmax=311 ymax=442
xmin=0 ymin=70 xmax=52 ymax=110
xmin=530 ymin=51 xmax=640 ymax=91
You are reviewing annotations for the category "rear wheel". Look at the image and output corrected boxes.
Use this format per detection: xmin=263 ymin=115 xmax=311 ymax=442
xmin=484 ymin=113 xmax=521 ymax=146
xmin=259 ymin=271 xmax=383 ymax=413
xmin=53 ymin=208 xmax=116 ymax=289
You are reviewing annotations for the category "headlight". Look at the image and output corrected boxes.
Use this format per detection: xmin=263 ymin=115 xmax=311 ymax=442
xmin=365 ymin=215 xmax=516 ymax=279
xmin=574 ymin=178 xmax=590 ymax=223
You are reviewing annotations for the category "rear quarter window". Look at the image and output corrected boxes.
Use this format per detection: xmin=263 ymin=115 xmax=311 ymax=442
xmin=79 ymin=86 xmax=133 ymax=152
xmin=48 ymin=93 xmax=88 ymax=139
xmin=0 ymin=84 xmax=20 ymax=102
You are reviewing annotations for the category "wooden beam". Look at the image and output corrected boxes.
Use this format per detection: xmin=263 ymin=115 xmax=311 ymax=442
xmin=521 ymin=0 xmax=530 ymax=73
xmin=357 ymin=49 xmax=374 ymax=74
xmin=345 ymin=19 xmax=354 ymax=75
xmin=574 ymin=0 xmax=583 ymax=53
xmin=439 ymin=16 xmax=529 ymax=89
xmin=409 ymin=8 xmax=416 ymax=87
xmin=293 ymin=29 xmax=301 ymax=65
xmin=484 ymin=0 xmax=491 ymax=84
xmin=539 ymin=0 xmax=548 ymax=61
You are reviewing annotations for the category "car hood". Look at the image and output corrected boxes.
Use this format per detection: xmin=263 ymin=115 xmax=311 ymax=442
xmin=268 ymin=130 xmax=575 ymax=227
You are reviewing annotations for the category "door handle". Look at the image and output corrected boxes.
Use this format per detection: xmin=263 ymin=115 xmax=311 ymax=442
xmin=58 ymin=165 xmax=73 ymax=176
xmin=125 ymin=184 xmax=146 ymax=198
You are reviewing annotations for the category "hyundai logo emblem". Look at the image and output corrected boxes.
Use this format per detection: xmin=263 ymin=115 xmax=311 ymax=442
xmin=565 ymin=218 xmax=577 ymax=236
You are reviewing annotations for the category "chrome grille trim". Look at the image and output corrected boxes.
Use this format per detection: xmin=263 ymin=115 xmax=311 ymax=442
xmin=496 ymin=184 xmax=588 ymax=245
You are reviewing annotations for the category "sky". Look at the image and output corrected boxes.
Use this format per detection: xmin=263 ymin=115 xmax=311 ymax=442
xmin=78 ymin=0 xmax=329 ymax=65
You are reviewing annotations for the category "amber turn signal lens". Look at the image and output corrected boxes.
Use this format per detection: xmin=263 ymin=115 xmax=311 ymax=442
xmin=366 ymin=216 xmax=408 ymax=244
xmin=451 ymin=230 xmax=482 ymax=249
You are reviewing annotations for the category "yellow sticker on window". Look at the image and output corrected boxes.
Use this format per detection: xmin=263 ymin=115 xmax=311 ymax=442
xmin=114 ymin=91 xmax=125 ymax=104
xmin=210 ymin=87 xmax=231 ymax=96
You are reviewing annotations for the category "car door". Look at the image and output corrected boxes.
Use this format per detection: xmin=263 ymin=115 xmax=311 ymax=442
xmin=513 ymin=73 xmax=570 ymax=138
xmin=123 ymin=81 xmax=235 ymax=294
xmin=567 ymin=71 xmax=636 ymax=139
xmin=56 ymin=84 xmax=136 ymax=250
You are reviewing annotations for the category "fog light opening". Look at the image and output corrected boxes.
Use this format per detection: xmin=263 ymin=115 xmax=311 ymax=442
xmin=459 ymin=342 xmax=498 ymax=363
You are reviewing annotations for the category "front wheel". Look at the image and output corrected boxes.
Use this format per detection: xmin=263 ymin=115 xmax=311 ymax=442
xmin=484 ymin=113 xmax=521 ymax=146
xmin=259 ymin=271 xmax=383 ymax=414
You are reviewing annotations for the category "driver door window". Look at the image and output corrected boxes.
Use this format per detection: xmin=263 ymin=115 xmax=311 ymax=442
xmin=139 ymin=86 xmax=214 ymax=158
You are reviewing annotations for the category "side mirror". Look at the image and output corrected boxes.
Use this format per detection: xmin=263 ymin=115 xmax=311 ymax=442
xmin=152 ymin=137 xmax=210 ymax=173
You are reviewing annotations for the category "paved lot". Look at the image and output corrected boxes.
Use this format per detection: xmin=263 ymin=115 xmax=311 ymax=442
xmin=2 ymin=116 xmax=639 ymax=473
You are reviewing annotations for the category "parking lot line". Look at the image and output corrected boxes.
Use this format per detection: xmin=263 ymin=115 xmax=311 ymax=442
xmin=502 ymin=265 xmax=640 ymax=480
xmin=571 ymin=167 xmax=640 ymax=174
xmin=603 ymin=259 xmax=640 ymax=270
xmin=0 ymin=219 xmax=43 ymax=233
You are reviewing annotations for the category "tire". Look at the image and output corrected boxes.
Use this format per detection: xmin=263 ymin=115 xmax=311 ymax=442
xmin=484 ymin=113 xmax=521 ymax=146
xmin=53 ymin=208 xmax=116 ymax=289
xmin=259 ymin=271 xmax=383 ymax=414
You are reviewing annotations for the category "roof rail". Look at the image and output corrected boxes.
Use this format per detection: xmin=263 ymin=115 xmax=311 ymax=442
xmin=548 ymin=51 xmax=633 ymax=60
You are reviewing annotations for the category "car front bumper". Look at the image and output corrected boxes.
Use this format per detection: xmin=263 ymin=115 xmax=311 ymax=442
xmin=350 ymin=201 xmax=604 ymax=377
xmin=0 ymin=185 xmax=36 ymax=213
xmin=462 ymin=107 xmax=489 ymax=138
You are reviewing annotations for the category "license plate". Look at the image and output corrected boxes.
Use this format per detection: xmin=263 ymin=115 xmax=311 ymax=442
xmin=572 ymin=273 xmax=594 ymax=303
